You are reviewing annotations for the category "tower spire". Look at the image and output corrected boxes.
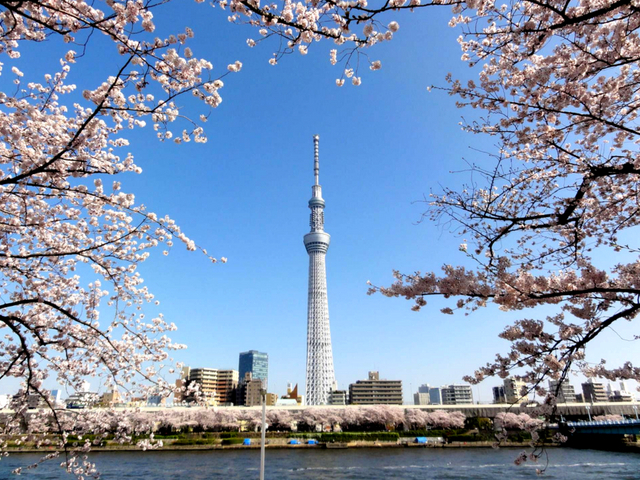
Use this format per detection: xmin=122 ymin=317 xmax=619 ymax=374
xmin=313 ymin=134 xmax=319 ymax=186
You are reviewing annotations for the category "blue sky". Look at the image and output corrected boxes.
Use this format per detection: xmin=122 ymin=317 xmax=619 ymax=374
xmin=1 ymin=2 xmax=638 ymax=404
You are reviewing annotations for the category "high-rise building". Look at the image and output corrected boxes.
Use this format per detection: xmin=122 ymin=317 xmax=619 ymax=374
xmin=608 ymin=381 xmax=634 ymax=402
xmin=304 ymin=135 xmax=337 ymax=405
xmin=582 ymin=380 xmax=607 ymax=403
xmin=238 ymin=350 xmax=268 ymax=388
xmin=493 ymin=386 xmax=506 ymax=404
xmin=441 ymin=384 xmax=474 ymax=405
xmin=417 ymin=384 xmax=431 ymax=394
xmin=416 ymin=384 xmax=442 ymax=405
xmin=504 ymin=377 xmax=528 ymax=403
xmin=548 ymin=380 xmax=577 ymax=403
xmin=429 ymin=386 xmax=442 ymax=405
xmin=243 ymin=372 xmax=266 ymax=407
xmin=182 ymin=367 xmax=239 ymax=405
xmin=50 ymin=389 xmax=63 ymax=406
xmin=328 ymin=390 xmax=348 ymax=405
xmin=348 ymin=371 xmax=403 ymax=405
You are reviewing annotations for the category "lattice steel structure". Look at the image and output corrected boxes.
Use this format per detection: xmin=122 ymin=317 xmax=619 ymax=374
xmin=304 ymin=135 xmax=337 ymax=405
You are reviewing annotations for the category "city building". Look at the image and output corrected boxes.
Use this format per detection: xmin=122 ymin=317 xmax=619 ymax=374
xmin=100 ymin=389 xmax=122 ymax=407
xmin=348 ymin=371 xmax=403 ymax=405
xmin=266 ymin=393 xmax=278 ymax=406
xmin=328 ymin=390 xmax=348 ymax=406
xmin=492 ymin=386 xmax=506 ymax=404
xmin=243 ymin=373 xmax=266 ymax=407
xmin=238 ymin=350 xmax=268 ymax=388
xmin=582 ymin=380 xmax=607 ymax=403
xmin=181 ymin=367 xmax=239 ymax=405
xmin=441 ymin=384 xmax=474 ymax=405
xmin=504 ymin=377 xmax=528 ymax=404
xmin=608 ymin=381 xmax=634 ymax=402
xmin=65 ymin=391 xmax=99 ymax=409
xmin=415 ymin=384 xmax=439 ymax=405
xmin=428 ymin=386 xmax=442 ymax=405
xmin=50 ymin=389 xmax=64 ymax=407
xmin=279 ymin=383 xmax=305 ymax=406
xmin=417 ymin=384 xmax=431 ymax=394
xmin=304 ymin=136 xmax=337 ymax=405
xmin=548 ymin=380 xmax=577 ymax=403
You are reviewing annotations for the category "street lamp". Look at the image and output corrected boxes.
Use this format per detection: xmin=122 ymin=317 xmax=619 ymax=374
xmin=260 ymin=389 xmax=267 ymax=480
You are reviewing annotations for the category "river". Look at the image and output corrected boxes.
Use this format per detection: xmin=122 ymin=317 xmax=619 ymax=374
xmin=1 ymin=448 xmax=639 ymax=479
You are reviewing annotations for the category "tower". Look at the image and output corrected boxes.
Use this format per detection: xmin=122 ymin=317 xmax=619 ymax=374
xmin=304 ymin=135 xmax=337 ymax=405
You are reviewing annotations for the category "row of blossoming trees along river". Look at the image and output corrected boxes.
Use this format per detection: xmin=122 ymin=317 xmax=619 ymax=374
xmin=4 ymin=406 xmax=550 ymax=441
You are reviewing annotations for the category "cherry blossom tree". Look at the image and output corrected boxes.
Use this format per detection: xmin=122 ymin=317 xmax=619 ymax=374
xmin=405 ymin=408 xmax=466 ymax=429
xmin=365 ymin=0 xmax=640 ymax=403
xmin=0 ymin=0 xmax=237 ymax=473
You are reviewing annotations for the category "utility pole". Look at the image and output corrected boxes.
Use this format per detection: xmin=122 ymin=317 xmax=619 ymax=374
xmin=260 ymin=388 xmax=266 ymax=480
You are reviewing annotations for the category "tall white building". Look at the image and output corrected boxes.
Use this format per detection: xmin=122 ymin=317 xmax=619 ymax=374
xmin=441 ymin=384 xmax=474 ymax=405
xmin=304 ymin=135 xmax=337 ymax=405
xmin=504 ymin=377 xmax=528 ymax=403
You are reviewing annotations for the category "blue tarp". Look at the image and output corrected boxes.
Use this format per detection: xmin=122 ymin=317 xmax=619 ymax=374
xmin=307 ymin=439 xmax=318 ymax=445
xmin=289 ymin=439 xmax=300 ymax=445
xmin=243 ymin=439 xmax=251 ymax=445
xmin=415 ymin=437 xmax=428 ymax=444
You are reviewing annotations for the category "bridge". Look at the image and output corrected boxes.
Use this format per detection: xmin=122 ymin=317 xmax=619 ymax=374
xmin=560 ymin=418 xmax=640 ymax=435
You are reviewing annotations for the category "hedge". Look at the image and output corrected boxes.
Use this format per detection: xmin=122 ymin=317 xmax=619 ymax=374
xmin=172 ymin=438 xmax=218 ymax=445
xmin=290 ymin=432 xmax=400 ymax=442
xmin=221 ymin=438 xmax=245 ymax=445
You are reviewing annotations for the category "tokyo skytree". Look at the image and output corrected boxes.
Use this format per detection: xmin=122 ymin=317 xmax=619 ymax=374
xmin=304 ymin=135 xmax=337 ymax=405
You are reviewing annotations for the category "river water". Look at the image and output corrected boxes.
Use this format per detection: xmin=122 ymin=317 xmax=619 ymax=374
xmin=1 ymin=448 xmax=639 ymax=479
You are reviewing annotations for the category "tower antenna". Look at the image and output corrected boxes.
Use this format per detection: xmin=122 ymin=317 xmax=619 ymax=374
xmin=313 ymin=134 xmax=319 ymax=186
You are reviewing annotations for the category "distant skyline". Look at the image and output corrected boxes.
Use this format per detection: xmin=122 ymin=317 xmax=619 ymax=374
xmin=0 ymin=2 xmax=638 ymax=404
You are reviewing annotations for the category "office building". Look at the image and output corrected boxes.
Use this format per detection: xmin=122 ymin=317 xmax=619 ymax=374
xmin=493 ymin=386 xmax=506 ymax=404
xmin=328 ymin=390 xmax=347 ymax=406
xmin=243 ymin=373 xmax=266 ymax=407
xmin=50 ymin=389 xmax=63 ymax=406
xmin=608 ymin=381 xmax=634 ymax=402
xmin=416 ymin=384 xmax=441 ymax=405
xmin=582 ymin=380 xmax=607 ymax=403
xmin=441 ymin=384 xmax=474 ymax=405
xmin=238 ymin=350 xmax=268 ymax=389
xmin=429 ymin=386 xmax=442 ymax=405
xmin=182 ymin=367 xmax=239 ymax=405
xmin=504 ymin=377 xmax=528 ymax=403
xmin=349 ymin=371 xmax=403 ymax=405
xmin=548 ymin=380 xmax=577 ymax=403
xmin=417 ymin=384 xmax=430 ymax=394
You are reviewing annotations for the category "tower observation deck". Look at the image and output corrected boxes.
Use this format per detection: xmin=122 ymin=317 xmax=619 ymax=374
xmin=304 ymin=135 xmax=337 ymax=405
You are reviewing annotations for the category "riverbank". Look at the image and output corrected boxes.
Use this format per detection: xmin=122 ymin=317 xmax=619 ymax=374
xmin=1 ymin=440 xmax=558 ymax=453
